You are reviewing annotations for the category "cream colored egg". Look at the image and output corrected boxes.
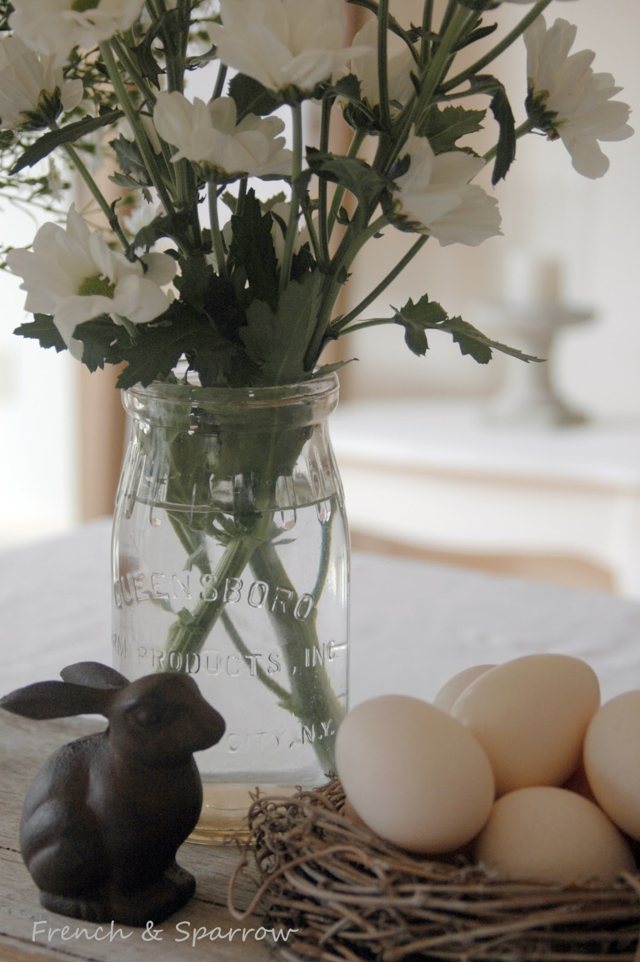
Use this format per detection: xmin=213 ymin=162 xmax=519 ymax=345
xmin=335 ymin=695 xmax=494 ymax=854
xmin=433 ymin=665 xmax=495 ymax=712
xmin=451 ymin=654 xmax=600 ymax=795
xmin=475 ymin=786 xmax=634 ymax=884
xmin=584 ymin=690 xmax=640 ymax=841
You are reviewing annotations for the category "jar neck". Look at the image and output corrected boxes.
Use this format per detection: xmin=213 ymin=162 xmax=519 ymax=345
xmin=122 ymin=374 xmax=339 ymax=432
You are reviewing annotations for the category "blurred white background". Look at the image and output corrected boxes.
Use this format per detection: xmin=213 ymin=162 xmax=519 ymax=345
xmin=1 ymin=0 xmax=638 ymax=565
xmin=341 ymin=0 xmax=640 ymax=416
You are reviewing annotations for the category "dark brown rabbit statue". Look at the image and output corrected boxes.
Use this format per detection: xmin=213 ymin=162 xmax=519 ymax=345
xmin=0 ymin=661 xmax=226 ymax=926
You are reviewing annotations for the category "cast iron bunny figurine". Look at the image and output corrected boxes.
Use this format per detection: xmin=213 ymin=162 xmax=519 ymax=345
xmin=0 ymin=661 xmax=225 ymax=926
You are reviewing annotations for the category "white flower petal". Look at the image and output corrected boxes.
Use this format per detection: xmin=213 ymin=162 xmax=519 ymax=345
xmin=525 ymin=16 xmax=633 ymax=179
xmin=392 ymin=131 xmax=501 ymax=247
xmin=10 ymin=0 xmax=145 ymax=64
xmin=113 ymin=275 xmax=171 ymax=324
xmin=8 ymin=204 xmax=173 ymax=359
xmin=0 ymin=35 xmax=83 ymax=129
xmin=154 ymin=91 xmax=292 ymax=177
xmin=141 ymin=252 xmax=177 ymax=287
xmin=210 ymin=0 xmax=363 ymax=94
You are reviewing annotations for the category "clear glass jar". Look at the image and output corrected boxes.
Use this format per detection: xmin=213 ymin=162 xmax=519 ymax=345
xmin=111 ymin=374 xmax=349 ymax=840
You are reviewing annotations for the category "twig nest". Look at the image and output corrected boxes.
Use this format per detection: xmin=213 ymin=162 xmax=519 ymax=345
xmin=230 ymin=781 xmax=640 ymax=962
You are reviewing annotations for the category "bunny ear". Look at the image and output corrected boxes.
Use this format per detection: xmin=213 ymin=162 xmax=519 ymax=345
xmin=60 ymin=662 xmax=129 ymax=690
xmin=0 ymin=681 xmax=114 ymax=720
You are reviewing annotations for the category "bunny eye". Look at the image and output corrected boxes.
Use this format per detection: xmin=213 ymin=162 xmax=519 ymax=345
xmin=131 ymin=704 xmax=175 ymax=728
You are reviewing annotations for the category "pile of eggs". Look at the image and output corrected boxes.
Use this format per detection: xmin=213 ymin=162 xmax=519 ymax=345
xmin=335 ymin=654 xmax=640 ymax=884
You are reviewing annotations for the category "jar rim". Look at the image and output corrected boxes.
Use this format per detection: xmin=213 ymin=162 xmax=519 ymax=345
xmin=126 ymin=371 xmax=338 ymax=405
xmin=123 ymin=372 xmax=340 ymax=425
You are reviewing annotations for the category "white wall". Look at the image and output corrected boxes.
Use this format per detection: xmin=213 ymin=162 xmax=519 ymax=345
xmin=342 ymin=0 xmax=640 ymax=419
xmin=0 ymin=205 xmax=77 ymax=546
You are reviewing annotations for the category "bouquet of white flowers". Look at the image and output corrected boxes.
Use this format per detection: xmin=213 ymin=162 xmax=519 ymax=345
xmin=2 ymin=0 xmax=631 ymax=389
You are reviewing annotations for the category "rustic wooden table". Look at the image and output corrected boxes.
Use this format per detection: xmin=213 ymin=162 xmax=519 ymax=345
xmin=2 ymin=519 xmax=639 ymax=960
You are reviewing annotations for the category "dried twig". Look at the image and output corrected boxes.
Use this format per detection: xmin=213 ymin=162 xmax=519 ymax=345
xmin=228 ymin=780 xmax=640 ymax=962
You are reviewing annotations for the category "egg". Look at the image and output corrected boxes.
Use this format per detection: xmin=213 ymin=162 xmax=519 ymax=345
xmin=335 ymin=695 xmax=494 ymax=854
xmin=474 ymin=786 xmax=635 ymax=885
xmin=433 ymin=664 xmax=495 ymax=712
xmin=451 ymin=654 xmax=600 ymax=795
xmin=583 ymin=690 xmax=640 ymax=840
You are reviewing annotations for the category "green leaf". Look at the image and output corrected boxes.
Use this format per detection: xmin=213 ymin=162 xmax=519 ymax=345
xmin=13 ymin=313 xmax=66 ymax=352
xmin=175 ymin=257 xmax=216 ymax=311
xmin=437 ymin=315 xmax=537 ymax=364
xmin=110 ymin=134 xmax=152 ymax=186
xmin=331 ymin=74 xmax=362 ymax=104
xmin=74 ymin=315 xmax=131 ymax=372
xmin=11 ymin=111 xmax=123 ymax=173
xmin=240 ymin=272 xmax=323 ymax=384
xmin=488 ymin=86 xmax=516 ymax=185
xmin=229 ymin=73 xmax=280 ymax=120
xmin=374 ymin=294 xmax=540 ymax=364
xmin=114 ymin=306 xmax=235 ymax=389
xmin=394 ymin=296 xmax=448 ymax=356
xmin=470 ymin=74 xmax=516 ymax=184
xmin=312 ymin=358 xmax=355 ymax=378
xmin=416 ymin=105 xmax=486 ymax=154
xmin=229 ymin=189 xmax=279 ymax=310
xmin=454 ymin=21 xmax=499 ymax=49
xmin=306 ymin=149 xmax=388 ymax=210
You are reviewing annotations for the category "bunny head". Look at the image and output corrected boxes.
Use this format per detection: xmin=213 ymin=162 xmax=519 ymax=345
xmin=107 ymin=673 xmax=226 ymax=765
xmin=0 ymin=662 xmax=225 ymax=766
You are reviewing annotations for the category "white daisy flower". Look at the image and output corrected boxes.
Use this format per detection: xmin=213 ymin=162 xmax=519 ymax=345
xmin=0 ymin=35 xmax=83 ymax=130
xmin=153 ymin=92 xmax=292 ymax=179
xmin=7 ymin=206 xmax=175 ymax=358
xmin=9 ymin=0 xmax=145 ymax=65
xmin=525 ymin=17 xmax=633 ymax=178
xmin=392 ymin=132 xmax=501 ymax=247
xmin=209 ymin=0 xmax=370 ymax=97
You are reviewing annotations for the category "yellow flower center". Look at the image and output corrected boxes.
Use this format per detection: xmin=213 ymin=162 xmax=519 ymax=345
xmin=71 ymin=0 xmax=100 ymax=11
xmin=77 ymin=274 xmax=115 ymax=298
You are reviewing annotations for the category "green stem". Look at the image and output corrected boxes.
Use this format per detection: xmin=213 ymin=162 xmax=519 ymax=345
xmin=380 ymin=3 xmax=471 ymax=174
xmin=112 ymin=36 xmax=158 ymax=108
xmin=327 ymin=129 xmax=366 ymax=238
xmin=212 ymin=63 xmax=228 ymax=101
xmin=153 ymin=409 xmax=346 ymax=772
xmin=221 ymin=612 xmax=293 ymax=706
xmin=60 ymin=139 xmax=130 ymax=254
xmin=163 ymin=532 xmax=267 ymax=659
xmin=249 ymin=542 xmax=345 ymax=771
xmin=99 ymin=41 xmax=176 ymax=224
xmin=421 ymin=0 xmax=434 ymax=64
xmin=441 ymin=0 xmax=554 ymax=94
xmin=279 ymin=102 xmax=303 ymax=292
xmin=377 ymin=0 xmax=392 ymax=131
xmin=208 ymin=179 xmax=228 ymax=278
xmin=317 ymin=95 xmax=332 ymax=267
xmin=335 ymin=315 xmax=398 ymax=336
xmin=331 ymin=235 xmax=428 ymax=334
xmin=305 ymin=213 xmax=388 ymax=368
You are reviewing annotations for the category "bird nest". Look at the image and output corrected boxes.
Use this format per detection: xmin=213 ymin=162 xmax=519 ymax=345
xmin=228 ymin=779 xmax=640 ymax=962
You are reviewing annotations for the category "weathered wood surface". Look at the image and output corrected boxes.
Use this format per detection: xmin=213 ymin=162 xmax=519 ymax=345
xmin=0 ymin=713 xmax=279 ymax=961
